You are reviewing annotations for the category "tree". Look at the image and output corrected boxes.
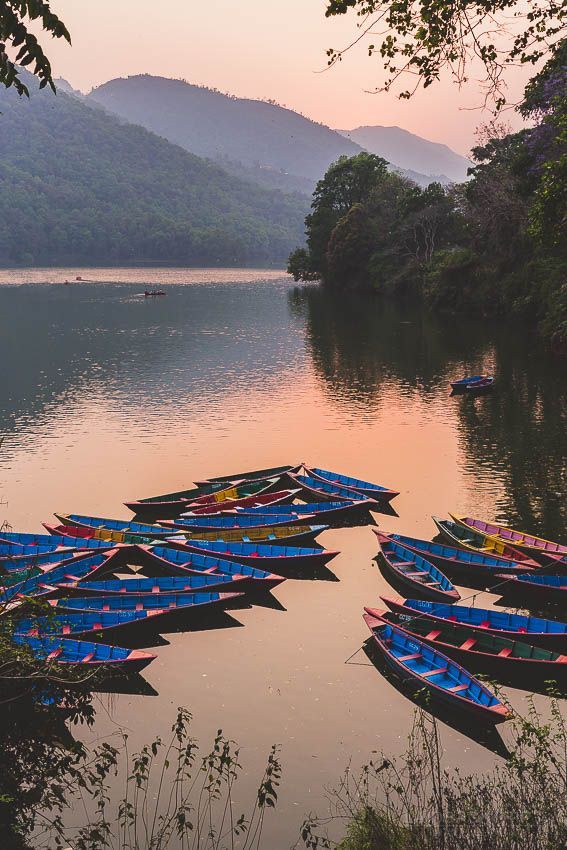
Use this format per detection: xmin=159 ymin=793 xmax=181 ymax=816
xmin=0 ymin=1 xmax=70 ymax=96
xmin=303 ymin=152 xmax=389 ymax=277
xmin=323 ymin=0 xmax=565 ymax=107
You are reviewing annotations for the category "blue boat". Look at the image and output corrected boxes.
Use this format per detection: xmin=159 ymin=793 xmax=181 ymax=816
xmin=53 ymin=514 xmax=172 ymax=540
xmin=168 ymin=514 xmax=314 ymax=531
xmin=49 ymin=591 xmax=241 ymax=614
xmin=12 ymin=634 xmax=156 ymax=671
xmin=0 ymin=547 xmax=97 ymax=574
xmin=4 ymin=552 xmax=122 ymax=602
xmin=305 ymin=467 xmax=398 ymax=503
xmin=146 ymin=545 xmax=285 ymax=588
xmin=386 ymin=532 xmax=533 ymax=579
xmin=54 ymin=573 xmax=245 ymax=596
xmin=382 ymin=597 xmax=567 ymax=651
xmin=163 ymin=516 xmax=326 ymax=544
xmin=363 ymin=610 xmax=509 ymax=724
xmin=290 ymin=473 xmax=373 ymax=505
xmin=235 ymin=501 xmax=365 ymax=523
xmin=165 ymin=538 xmax=339 ymax=572
xmin=15 ymin=608 xmax=176 ymax=637
xmin=496 ymin=573 xmax=567 ymax=603
xmin=450 ymin=375 xmax=489 ymax=392
xmin=0 ymin=531 xmax=115 ymax=550
xmin=374 ymin=531 xmax=460 ymax=602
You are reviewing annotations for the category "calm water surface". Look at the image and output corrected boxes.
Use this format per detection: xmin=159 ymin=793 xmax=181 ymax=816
xmin=0 ymin=268 xmax=565 ymax=847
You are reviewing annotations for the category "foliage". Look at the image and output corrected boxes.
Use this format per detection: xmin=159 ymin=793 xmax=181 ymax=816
xmin=323 ymin=0 xmax=565 ymax=107
xmin=300 ymin=701 xmax=567 ymax=850
xmin=30 ymin=707 xmax=281 ymax=850
xmin=0 ymin=72 xmax=308 ymax=267
xmin=0 ymin=1 xmax=70 ymax=96
xmin=289 ymin=43 xmax=567 ymax=344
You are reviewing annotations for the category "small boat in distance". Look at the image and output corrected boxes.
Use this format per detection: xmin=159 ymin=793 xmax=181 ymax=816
xmin=144 ymin=290 xmax=166 ymax=297
xmin=373 ymin=531 xmax=459 ymax=603
xmin=381 ymin=597 xmax=567 ymax=651
xmin=495 ymin=573 xmax=567 ymax=604
xmin=465 ymin=376 xmax=494 ymax=393
xmin=450 ymin=375 xmax=490 ymax=392
xmin=363 ymin=611 xmax=509 ymax=724
xmin=289 ymin=473 xmax=374 ymax=506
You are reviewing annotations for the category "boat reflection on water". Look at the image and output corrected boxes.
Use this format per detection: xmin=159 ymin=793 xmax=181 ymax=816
xmin=361 ymin=639 xmax=510 ymax=759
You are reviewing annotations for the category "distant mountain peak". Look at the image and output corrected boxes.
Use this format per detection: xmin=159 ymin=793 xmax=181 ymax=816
xmin=339 ymin=125 xmax=471 ymax=183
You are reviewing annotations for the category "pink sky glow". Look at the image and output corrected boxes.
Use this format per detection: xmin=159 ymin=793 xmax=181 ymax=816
xmin=40 ymin=0 xmax=534 ymax=156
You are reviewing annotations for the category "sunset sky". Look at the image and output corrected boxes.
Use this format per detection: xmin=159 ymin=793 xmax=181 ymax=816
xmin=42 ymin=0 xmax=532 ymax=155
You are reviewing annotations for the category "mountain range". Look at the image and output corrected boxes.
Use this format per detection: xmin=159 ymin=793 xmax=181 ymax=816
xmin=0 ymin=71 xmax=472 ymax=267
xmin=0 ymin=74 xmax=307 ymax=267
xmin=87 ymin=75 xmax=470 ymax=192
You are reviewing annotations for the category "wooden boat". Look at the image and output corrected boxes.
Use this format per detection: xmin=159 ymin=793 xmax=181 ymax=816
xmin=371 ymin=609 xmax=567 ymax=681
xmin=450 ymin=375 xmax=490 ymax=392
xmin=495 ymin=573 xmax=567 ymax=604
xmin=11 ymin=634 xmax=156 ymax=671
xmin=51 ymin=514 xmax=174 ymax=542
xmin=363 ymin=611 xmax=509 ymax=724
xmin=53 ymin=573 xmax=247 ymax=596
xmin=382 ymin=597 xmax=567 ymax=651
xmin=48 ymin=591 xmax=241 ymax=615
xmin=194 ymin=464 xmax=301 ymax=486
xmin=289 ymin=473 xmax=374 ymax=506
xmin=0 ymin=546 xmax=101 ymax=574
xmin=164 ymin=539 xmax=339 ymax=572
xmin=237 ymin=500 xmax=367 ymax=523
xmin=125 ymin=478 xmax=288 ymax=519
xmin=373 ymin=531 xmax=459 ymax=603
xmin=385 ymin=532 xmax=534 ymax=580
xmin=450 ymin=514 xmax=567 ymax=563
xmin=183 ymin=489 xmax=301 ymax=516
xmin=0 ymin=541 xmax=77 ymax=562
xmin=3 ymin=551 xmax=126 ymax=601
xmin=46 ymin=517 xmax=325 ymax=547
xmin=432 ymin=517 xmax=540 ymax=567
xmin=126 ymin=545 xmax=285 ymax=590
xmin=305 ymin=466 xmax=398 ymax=503
xmin=165 ymin=513 xmax=315 ymax=532
xmin=0 ymin=530 xmax=115 ymax=551
xmin=15 ymin=609 xmax=175 ymax=638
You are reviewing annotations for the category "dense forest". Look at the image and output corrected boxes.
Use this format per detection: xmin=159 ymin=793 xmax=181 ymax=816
xmin=0 ymin=75 xmax=308 ymax=267
xmin=288 ymin=44 xmax=567 ymax=347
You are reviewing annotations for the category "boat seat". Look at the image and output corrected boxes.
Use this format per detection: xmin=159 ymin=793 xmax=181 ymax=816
xmin=459 ymin=638 xmax=477 ymax=650
xmin=425 ymin=630 xmax=442 ymax=640
xmin=395 ymin=561 xmax=417 ymax=567
xmin=46 ymin=648 xmax=62 ymax=660
xmin=426 ymin=581 xmax=442 ymax=587
xmin=398 ymin=652 xmax=422 ymax=662
xmin=448 ymin=683 xmax=469 ymax=693
xmin=497 ymin=647 xmax=513 ymax=657
xmin=405 ymin=570 xmax=429 ymax=577
xmin=422 ymin=666 xmax=448 ymax=678
xmin=81 ymin=653 xmax=95 ymax=662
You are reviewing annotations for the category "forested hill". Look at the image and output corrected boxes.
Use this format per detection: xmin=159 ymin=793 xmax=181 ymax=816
xmin=0 ymin=76 xmax=308 ymax=267
xmin=88 ymin=75 xmax=363 ymax=188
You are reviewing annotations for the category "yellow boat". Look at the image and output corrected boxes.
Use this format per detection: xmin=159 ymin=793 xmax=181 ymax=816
xmin=450 ymin=514 xmax=566 ymax=563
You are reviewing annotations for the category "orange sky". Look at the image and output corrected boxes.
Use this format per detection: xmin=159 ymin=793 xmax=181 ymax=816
xmin=41 ymin=0 xmax=533 ymax=155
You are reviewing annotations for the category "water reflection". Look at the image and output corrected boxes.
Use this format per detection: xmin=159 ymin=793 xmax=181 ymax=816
xmin=293 ymin=285 xmax=566 ymax=541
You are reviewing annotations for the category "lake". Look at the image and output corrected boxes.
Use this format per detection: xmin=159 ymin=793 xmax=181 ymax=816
xmin=0 ymin=268 xmax=565 ymax=847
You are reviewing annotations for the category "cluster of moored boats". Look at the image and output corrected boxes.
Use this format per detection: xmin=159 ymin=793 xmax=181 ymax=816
xmin=3 ymin=461 xmax=565 ymax=728
xmin=367 ymin=514 xmax=567 ymax=724
xmin=2 ymin=464 xmax=395 ymax=675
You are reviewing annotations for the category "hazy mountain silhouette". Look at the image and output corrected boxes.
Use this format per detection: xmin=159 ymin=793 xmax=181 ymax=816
xmin=87 ymin=75 xmax=444 ymax=192
xmin=340 ymin=126 xmax=471 ymax=183
xmin=0 ymin=74 xmax=307 ymax=266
